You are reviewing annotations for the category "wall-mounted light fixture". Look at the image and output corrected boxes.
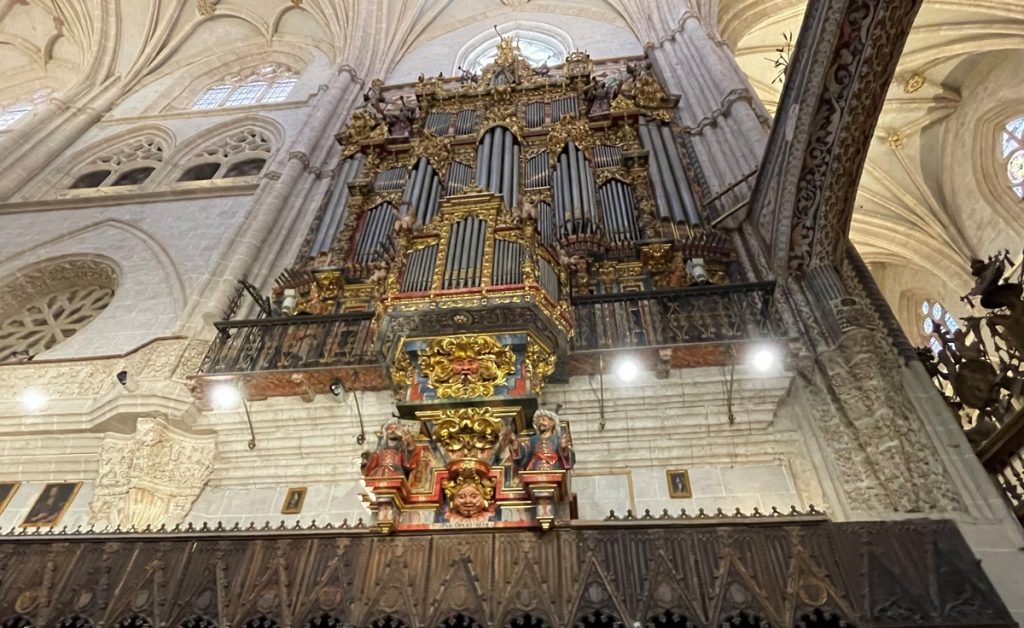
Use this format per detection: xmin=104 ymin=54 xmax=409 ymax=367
xmin=17 ymin=388 xmax=49 ymax=413
xmin=209 ymin=381 xmax=256 ymax=449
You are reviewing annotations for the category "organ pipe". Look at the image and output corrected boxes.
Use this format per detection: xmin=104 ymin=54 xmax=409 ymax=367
xmin=658 ymin=124 xmax=701 ymax=224
xmin=639 ymin=117 xmax=701 ymax=225
xmin=311 ymin=154 xmax=363 ymax=256
xmin=353 ymin=202 xmax=396 ymax=265
xmin=554 ymin=143 xmax=598 ymax=237
xmin=401 ymin=157 xmax=440 ymax=226
xmin=475 ymin=127 xmax=519 ymax=210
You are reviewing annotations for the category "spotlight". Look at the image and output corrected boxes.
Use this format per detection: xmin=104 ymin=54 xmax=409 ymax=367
xmin=115 ymin=370 xmax=139 ymax=392
xmin=18 ymin=388 xmax=49 ymax=413
xmin=210 ymin=382 xmax=243 ymax=410
xmin=329 ymin=380 xmax=344 ymax=396
xmin=615 ymin=356 xmax=639 ymax=382
xmin=749 ymin=345 xmax=779 ymax=373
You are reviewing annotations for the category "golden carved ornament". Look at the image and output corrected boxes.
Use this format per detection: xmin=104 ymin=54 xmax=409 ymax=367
xmin=479 ymin=105 xmax=524 ymax=143
xmin=442 ymin=461 xmax=494 ymax=504
xmin=390 ymin=350 xmax=414 ymax=388
xmin=546 ymin=114 xmax=593 ymax=166
xmin=631 ymin=72 xmax=669 ymax=109
xmin=339 ymin=110 xmax=387 ymax=157
xmin=563 ymin=51 xmax=593 ymax=78
xmin=479 ymin=36 xmax=534 ymax=88
xmin=418 ymin=335 xmax=516 ymax=398
xmin=196 ymin=0 xmax=215 ymax=17
xmin=904 ymin=73 xmax=925 ymax=94
xmin=595 ymin=168 xmax=629 ymax=187
xmin=434 ymin=407 xmax=505 ymax=454
xmin=408 ymin=129 xmax=452 ymax=174
xmin=610 ymin=94 xmax=637 ymax=113
xmin=524 ymin=340 xmax=556 ymax=392
xmin=602 ymin=123 xmax=642 ymax=152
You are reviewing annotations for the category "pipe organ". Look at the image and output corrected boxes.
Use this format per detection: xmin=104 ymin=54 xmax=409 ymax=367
xmin=200 ymin=36 xmax=762 ymax=534
xmin=247 ymin=38 xmax=743 ymax=404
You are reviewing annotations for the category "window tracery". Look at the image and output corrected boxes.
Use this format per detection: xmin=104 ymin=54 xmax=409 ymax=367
xmin=920 ymin=299 xmax=959 ymax=355
xmin=192 ymin=64 xmax=297 ymax=110
xmin=69 ymin=135 xmax=166 ymax=189
xmin=0 ymin=89 xmax=50 ymax=130
xmin=177 ymin=127 xmax=272 ymax=182
xmin=0 ymin=259 xmax=118 ymax=363
xmin=457 ymin=26 xmax=570 ymax=75
xmin=1000 ymin=115 xmax=1024 ymax=199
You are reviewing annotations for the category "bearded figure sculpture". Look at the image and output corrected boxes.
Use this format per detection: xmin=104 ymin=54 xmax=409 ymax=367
xmin=363 ymin=419 xmax=421 ymax=480
xmin=510 ymin=409 xmax=575 ymax=471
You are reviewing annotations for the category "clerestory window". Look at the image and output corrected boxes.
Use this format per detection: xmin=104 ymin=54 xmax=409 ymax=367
xmin=192 ymin=64 xmax=297 ymax=110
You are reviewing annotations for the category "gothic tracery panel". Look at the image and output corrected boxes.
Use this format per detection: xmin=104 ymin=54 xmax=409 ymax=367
xmin=0 ymin=259 xmax=118 ymax=363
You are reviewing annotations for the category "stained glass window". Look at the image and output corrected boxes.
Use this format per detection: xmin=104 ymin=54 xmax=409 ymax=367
xmin=921 ymin=300 xmax=960 ymax=354
xmin=191 ymin=64 xmax=296 ymax=110
xmin=1001 ymin=116 xmax=1024 ymax=199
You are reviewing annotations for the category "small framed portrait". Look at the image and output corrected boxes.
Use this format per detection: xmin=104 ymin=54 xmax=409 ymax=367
xmin=666 ymin=470 xmax=692 ymax=499
xmin=0 ymin=482 xmax=20 ymax=515
xmin=281 ymin=487 xmax=307 ymax=514
xmin=21 ymin=482 xmax=81 ymax=527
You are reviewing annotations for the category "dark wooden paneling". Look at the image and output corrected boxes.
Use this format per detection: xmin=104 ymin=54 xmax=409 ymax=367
xmin=0 ymin=520 xmax=1012 ymax=628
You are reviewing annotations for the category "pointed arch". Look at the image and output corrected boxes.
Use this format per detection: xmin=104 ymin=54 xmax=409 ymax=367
xmin=20 ymin=124 xmax=175 ymax=200
xmin=155 ymin=115 xmax=285 ymax=186
xmin=0 ymin=219 xmax=187 ymax=334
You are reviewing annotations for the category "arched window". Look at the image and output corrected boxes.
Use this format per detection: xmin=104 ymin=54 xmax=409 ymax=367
xmin=177 ymin=128 xmax=273 ymax=182
xmin=920 ymin=299 xmax=959 ymax=355
xmin=456 ymin=24 xmax=571 ymax=74
xmin=0 ymin=89 xmax=50 ymax=130
xmin=67 ymin=135 xmax=167 ymax=189
xmin=192 ymin=64 xmax=297 ymax=110
xmin=1001 ymin=116 xmax=1024 ymax=199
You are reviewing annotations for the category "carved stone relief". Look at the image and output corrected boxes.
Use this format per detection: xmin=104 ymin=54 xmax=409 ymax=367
xmin=802 ymin=298 xmax=964 ymax=513
xmin=90 ymin=417 xmax=216 ymax=528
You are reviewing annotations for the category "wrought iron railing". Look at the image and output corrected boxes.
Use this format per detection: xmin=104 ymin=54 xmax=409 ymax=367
xmin=197 ymin=283 xmax=779 ymax=377
xmin=570 ymin=281 xmax=778 ymax=351
xmin=199 ymin=311 xmax=376 ymax=375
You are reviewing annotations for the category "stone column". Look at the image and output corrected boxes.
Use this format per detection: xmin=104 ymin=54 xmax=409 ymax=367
xmin=177 ymin=69 xmax=365 ymax=334
xmin=642 ymin=5 xmax=771 ymax=222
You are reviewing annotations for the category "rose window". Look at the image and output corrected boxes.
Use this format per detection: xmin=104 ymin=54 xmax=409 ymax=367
xmin=0 ymin=259 xmax=118 ymax=362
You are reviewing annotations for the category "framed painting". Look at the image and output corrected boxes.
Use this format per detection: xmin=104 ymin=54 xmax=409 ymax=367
xmin=282 ymin=487 xmax=307 ymax=514
xmin=21 ymin=482 xmax=81 ymax=527
xmin=666 ymin=469 xmax=692 ymax=499
xmin=0 ymin=482 xmax=19 ymax=516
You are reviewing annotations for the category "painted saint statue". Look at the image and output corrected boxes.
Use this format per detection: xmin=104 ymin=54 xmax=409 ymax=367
xmin=363 ymin=419 xmax=420 ymax=479
xmin=510 ymin=409 xmax=575 ymax=471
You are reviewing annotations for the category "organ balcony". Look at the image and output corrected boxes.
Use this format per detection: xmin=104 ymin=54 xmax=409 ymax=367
xmin=189 ymin=49 xmax=784 ymax=405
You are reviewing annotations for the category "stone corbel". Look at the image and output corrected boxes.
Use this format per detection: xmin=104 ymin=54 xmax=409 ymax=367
xmin=90 ymin=417 xmax=216 ymax=529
